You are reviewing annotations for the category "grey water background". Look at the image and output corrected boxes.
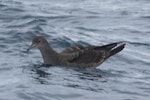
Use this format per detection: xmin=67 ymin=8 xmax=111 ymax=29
xmin=0 ymin=0 xmax=150 ymax=100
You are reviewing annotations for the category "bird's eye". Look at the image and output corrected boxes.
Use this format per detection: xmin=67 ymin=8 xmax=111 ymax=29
xmin=38 ymin=40 xmax=41 ymax=43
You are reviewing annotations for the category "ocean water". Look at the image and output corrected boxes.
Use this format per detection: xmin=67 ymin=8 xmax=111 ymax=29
xmin=0 ymin=0 xmax=150 ymax=100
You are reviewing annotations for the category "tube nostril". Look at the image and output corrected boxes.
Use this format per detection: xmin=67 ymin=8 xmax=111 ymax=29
xmin=38 ymin=40 xmax=41 ymax=43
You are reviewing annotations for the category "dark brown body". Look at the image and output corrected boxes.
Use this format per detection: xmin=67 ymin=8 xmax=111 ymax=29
xmin=28 ymin=36 xmax=125 ymax=67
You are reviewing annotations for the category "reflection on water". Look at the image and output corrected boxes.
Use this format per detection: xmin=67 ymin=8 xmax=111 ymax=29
xmin=0 ymin=0 xmax=150 ymax=100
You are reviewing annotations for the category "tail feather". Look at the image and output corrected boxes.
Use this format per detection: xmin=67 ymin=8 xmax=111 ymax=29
xmin=94 ymin=42 xmax=124 ymax=51
xmin=108 ymin=43 xmax=126 ymax=58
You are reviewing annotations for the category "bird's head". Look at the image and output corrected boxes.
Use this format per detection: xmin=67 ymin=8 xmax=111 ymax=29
xmin=27 ymin=36 xmax=49 ymax=52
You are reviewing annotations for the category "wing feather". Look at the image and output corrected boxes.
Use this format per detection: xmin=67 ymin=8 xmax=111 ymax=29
xmin=60 ymin=46 xmax=85 ymax=53
xmin=68 ymin=49 xmax=107 ymax=64
xmin=59 ymin=46 xmax=85 ymax=61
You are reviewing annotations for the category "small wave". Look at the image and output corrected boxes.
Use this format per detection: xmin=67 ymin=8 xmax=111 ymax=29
xmin=2 ymin=7 xmax=25 ymax=12
xmin=0 ymin=4 xmax=7 ymax=8
xmin=140 ymin=15 xmax=150 ymax=19
xmin=76 ymin=26 xmax=100 ymax=32
xmin=125 ymin=41 xmax=150 ymax=47
xmin=113 ymin=89 xmax=149 ymax=97
xmin=51 ymin=36 xmax=74 ymax=48
xmin=7 ymin=18 xmax=47 ymax=28
xmin=21 ymin=15 xmax=74 ymax=20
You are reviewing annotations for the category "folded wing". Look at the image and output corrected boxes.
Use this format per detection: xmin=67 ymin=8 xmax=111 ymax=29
xmin=60 ymin=42 xmax=125 ymax=67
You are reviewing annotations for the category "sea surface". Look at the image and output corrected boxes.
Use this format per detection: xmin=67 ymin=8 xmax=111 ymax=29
xmin=0 ymin=0 xmax=150 ymax=100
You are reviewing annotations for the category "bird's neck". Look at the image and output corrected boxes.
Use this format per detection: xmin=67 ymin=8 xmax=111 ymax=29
xmin=39 ymin=45 xmax=59 ymax=65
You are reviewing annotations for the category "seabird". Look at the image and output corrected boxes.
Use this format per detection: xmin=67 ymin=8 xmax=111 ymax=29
xmin=27 ymin=36 xmax=125 ymax=67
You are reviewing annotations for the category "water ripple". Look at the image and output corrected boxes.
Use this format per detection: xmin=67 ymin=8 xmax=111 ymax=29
xmin=0 ymin=0 xmax=150 ymax=100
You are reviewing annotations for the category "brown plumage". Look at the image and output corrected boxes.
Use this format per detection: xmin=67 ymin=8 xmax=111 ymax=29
xmin=27 ymin=36 xmax=125 ymax=67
